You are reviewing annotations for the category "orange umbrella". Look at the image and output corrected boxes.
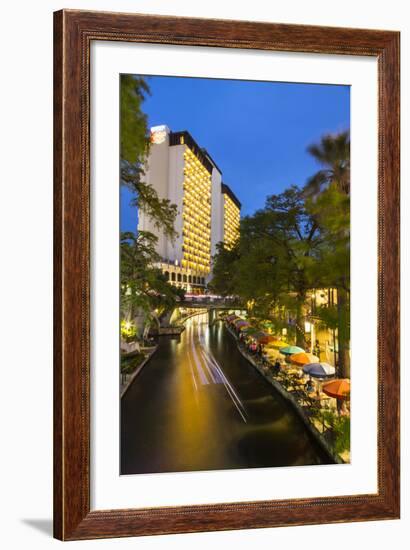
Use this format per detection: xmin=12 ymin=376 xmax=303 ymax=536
xmin=290 ymin=352 xmax=319 ymax=366
xmin=256 ymin=334 xmax=276 ymax=345
xmin=322 ymin=378 xmax=350 ymax=399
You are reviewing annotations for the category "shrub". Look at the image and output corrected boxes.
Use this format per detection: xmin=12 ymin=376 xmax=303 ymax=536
xmin=121 ymin=352 xmax=146 ymax=374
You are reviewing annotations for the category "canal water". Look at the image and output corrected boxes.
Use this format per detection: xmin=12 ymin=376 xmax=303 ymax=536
xmin=121 ymin=313 xmax=333 ymax=475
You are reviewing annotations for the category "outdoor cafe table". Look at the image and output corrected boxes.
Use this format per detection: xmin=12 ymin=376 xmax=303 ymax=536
xmin=285 ymin=367 xmax=302 ymax=376
xmin=282 ymin=371 xmax=304 ymax=390
xmin=309 ymin=392 xmax=333 ymax=407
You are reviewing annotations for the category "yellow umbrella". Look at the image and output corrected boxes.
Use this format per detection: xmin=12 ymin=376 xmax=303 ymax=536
xmin=267 ymin=340 xmax=291 ymax=350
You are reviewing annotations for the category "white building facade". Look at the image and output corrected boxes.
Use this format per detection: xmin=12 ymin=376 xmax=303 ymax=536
xmin=138 ymin=125 xmax=241 ymax=294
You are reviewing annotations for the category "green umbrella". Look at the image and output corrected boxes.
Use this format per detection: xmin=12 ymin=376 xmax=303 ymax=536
xmin=279 ymin=345 xmax=305 ymax=356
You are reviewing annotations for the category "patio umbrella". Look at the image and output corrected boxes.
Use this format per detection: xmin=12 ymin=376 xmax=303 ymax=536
xmin=226 ymin=314 xmax=239 ymax=322
xmin=260 ymin=321 xmax=275 ymax=331
xmin=290 ymin=352 xmax=319 ymax=366
xmin=228 ymin=317 xmax=240 ymax=325
xmin=303 ymin=362 xmax=335 ymax=378
xmin=322 ymin=378 xmax=350 ymax=399
xmin=234 ymin=320 xmax=247 ymax=327
xmin=279 ymin=345 xmax=305 ymax=356
xmin=255 ymin=333 xmax=275 ymax=345
xmin=241 ymin=326 xmax=258 ymax=335
xmin=250 ymin=331 xmax=267 ymax=341
xmin=266 ymin=340 xmax=290 ymax=350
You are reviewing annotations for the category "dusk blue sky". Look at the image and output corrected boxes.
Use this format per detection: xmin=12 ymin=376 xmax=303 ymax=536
xmin=121 ymin=76 xmax=350 ymax=233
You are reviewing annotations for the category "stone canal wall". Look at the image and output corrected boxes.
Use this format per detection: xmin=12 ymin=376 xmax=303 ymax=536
xmin=120 ymin=346 xmax=158 ymax=398
xmin=225 ymin=324 xmax=343 ymax=465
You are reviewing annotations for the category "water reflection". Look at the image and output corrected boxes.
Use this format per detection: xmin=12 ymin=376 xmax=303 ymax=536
xmin=121 ymin=313 xmax=332 ymax=474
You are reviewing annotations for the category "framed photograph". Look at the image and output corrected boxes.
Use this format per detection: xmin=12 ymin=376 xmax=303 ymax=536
xmin=54 ymin=9 xmax=400 ymax=540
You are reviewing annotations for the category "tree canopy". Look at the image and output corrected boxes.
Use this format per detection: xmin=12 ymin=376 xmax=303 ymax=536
xmin=305 ymin=131 xmax=350 ymax=196
xmin=210 ymin=131 xmax=350 ymax=369
xmin=120 ymin=75 xmax=178 ymax=240
xmin=120 ymin=74 xmax=150 ymax=165
xmin=120 ymin=75 xmax=181 ymax=334
xmin=121 ymin=232 xmax=183 ymax=322
xmin=211 ymin=186 xmax=322 ymax=346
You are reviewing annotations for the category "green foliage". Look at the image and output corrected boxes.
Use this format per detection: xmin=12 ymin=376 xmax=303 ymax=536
xmin=120 ymin=75 xmax=178 ymax=240
xmin=322 ymin=410 xmax=351 ymax=454
xmin=120 ymin=74 xmax=150 ymax=164
xmin=210 ymin=132 xmax=350 ymax=358
xmin=333 ymin=415 xmax=351 ymax=454
xmin=211 ymin=186 xmax=321 ymax=346
xmin=121 ymin=319 xmax=137 ymax=341
xmin=121 ymin=231 xmax=184 ymax=323
xmin=120 ymin=75 xmax=181 ymax=330
xmin=208 ymin=241 xmax=240 ymax=297
xmin=314 ymin=304 xmax=339 ymax=330
xmin=121 ymin=352 xmax=146 ymax=374
xmin=121 ymin=161 xmax=178 ymax=240
xmin=304 ymin=131 xmax=351 ymax=376
xmin=306 ymin=186 xmax=350 ymax=291
xmin=305 ymin=131 xmax=350 ymax=196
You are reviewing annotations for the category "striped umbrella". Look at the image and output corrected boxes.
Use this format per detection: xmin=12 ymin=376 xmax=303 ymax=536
xmin=303 ymin=362 xmax=335 ymax=378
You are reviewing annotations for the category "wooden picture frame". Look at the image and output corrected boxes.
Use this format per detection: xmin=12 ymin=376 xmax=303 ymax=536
xmin=54 ymin=9 xmax=400 ymax=540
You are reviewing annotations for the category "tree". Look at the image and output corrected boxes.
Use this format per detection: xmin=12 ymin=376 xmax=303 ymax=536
xmin=121 ymin=162 xmax=177 ymax=240
xmin=121 ymin=232 xmax=183 ymax=328
xmin=209 ymin=242 xmax=240 ymax=297
xmin=305 ymin=131 xmax=350 ymax=196
xmin=120 ymin=75 xmax=180 ymax=336
xmin=120 ymin=75 xmax=178 ymax=240
xmin=305 ymin=131 xmax=350 ymax=377
xmin=257 ymin=187 xmax=321 ymax=347
xmin=120 ymin=74 xmax=150 ymax=165
xmin=211 ymin=186 xmax=321 ymax=347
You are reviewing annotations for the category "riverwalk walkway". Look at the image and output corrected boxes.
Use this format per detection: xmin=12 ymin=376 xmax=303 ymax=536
xmin=225 ymin=323 xmax=347 ymax=464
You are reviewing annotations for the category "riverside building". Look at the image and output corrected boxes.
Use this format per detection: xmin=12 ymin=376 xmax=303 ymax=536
xmin=138 ymin=125 xmax=241 ymax=294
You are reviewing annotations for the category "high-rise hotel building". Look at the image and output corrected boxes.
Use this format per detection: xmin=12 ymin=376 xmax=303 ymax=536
xmin=221 ymin=183 xmax=241 ymax=250
xmin=138 ymin=125 xmax=241 ymax=294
